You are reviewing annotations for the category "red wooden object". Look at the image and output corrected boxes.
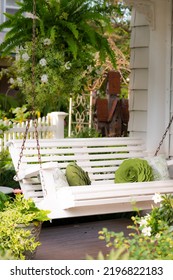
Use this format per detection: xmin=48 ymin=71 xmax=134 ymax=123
xmin=95 ymin=98 xmax=108 ymax=122
xmin=107 ymin=71 xmax=121 ymax=95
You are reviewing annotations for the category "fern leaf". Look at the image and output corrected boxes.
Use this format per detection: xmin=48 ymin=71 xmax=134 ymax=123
xmin=64 ymin=35 xmax=78 ymax=59
xmin=0 ymin=19 xmax=14 ymax=32
xmin=59 ymin=21 xmax=78 ymax=40
xmin=49 ymin=26 xmax=58 ymax=42
xmin=39 ymin=19 xmax=45 ymax=37
xmin=80 ymin=22 xmax=97 ymax=47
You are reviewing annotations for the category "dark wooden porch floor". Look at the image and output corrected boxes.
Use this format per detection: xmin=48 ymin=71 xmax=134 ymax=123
xmin=35 ymin=213 xmax=133 ymax=260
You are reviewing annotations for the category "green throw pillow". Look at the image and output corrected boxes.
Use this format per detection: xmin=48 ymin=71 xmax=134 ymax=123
xmin=66 ymin=162 xmax=91 ymax=186
xmin=115 ymin=158 xmax=154 ymax=183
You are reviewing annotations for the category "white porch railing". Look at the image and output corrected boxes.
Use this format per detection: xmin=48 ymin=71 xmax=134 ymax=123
xmin=0 ymin=111 xmax=68 ymax=151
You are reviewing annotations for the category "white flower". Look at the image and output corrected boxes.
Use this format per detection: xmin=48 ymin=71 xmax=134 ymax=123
xmin=22 ymin=53 xmax=30 ymax=62
xmin=41 ymin=74 xmax=48 ymax=83
xmin=9 ymin=78 xmax=14 ymax=84
xmin=15 ymin=54 xmax=20 ymax=61
xmin=145 ymin=213 xmax=151 ymax=220
xmin=39 ymin=58 xmax=47 ymax=67
xmin=142 ymin=226 xmax=152 ymax=236
xmin=15 ymin=46 xmax=21 ymax=55
xmin=87 ymin=65 xmax=93 ymax=72
xmin=25 ymin=12 xmax=39 ymax=19
xmin=17 ymin=77 xmax=23 ymax=86
xmin=139 ymin=218 xmax=148 ymax=227
xmin=152 ymin=193 xmax=162 ymax=204
xmin=64 ymin=61 xmax=71 ymax=70
xmin=155 ymin=233 xmax=161 ymax=239
xmin=43 ymin=38 xmax=51 ymax=46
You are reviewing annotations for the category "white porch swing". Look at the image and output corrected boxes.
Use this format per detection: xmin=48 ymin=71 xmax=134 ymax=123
xmin=7 ymin=0 xmax=173 ymax=220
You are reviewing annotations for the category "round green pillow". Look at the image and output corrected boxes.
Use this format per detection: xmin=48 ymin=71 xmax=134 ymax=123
xmin=66 ymin=162 xmax=91 ymax=186
xmin=115 ymin=158 xmax=154 ymax=183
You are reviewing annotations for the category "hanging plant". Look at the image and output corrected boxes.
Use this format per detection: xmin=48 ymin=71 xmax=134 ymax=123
xmin=0 ymin=0 xmax=117 ymax=112
xmin=6 ymin=38 xmax=102 ymax=110
xmin=9 ymin=39 xmax=74 ymax=110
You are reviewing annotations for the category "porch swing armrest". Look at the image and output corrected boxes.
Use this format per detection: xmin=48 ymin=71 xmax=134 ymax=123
xmin=167 ymin=159 xmax=173 ymax=168
xmin=167 ymin=159 xmax=173 ymax=167
xmin=16 ymin=162 xmax=59 ymax=180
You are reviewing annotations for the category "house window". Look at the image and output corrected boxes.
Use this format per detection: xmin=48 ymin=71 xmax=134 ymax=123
xmin=1 ymin=0 xmax=22 ymax=24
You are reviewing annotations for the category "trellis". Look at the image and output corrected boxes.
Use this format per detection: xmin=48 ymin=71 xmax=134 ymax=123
xmin=68 ymin=93 xmax=93 ymax=137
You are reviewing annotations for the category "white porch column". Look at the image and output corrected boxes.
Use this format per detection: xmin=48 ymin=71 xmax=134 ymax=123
xmin=49 ymin=112 xmax=68 ymax=138
xmin=147 ymin=0 xmax=172 ymax=155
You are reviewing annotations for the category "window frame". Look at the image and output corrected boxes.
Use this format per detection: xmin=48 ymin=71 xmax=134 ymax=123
xmin=1 ymin=0 xmax=22 ymax=24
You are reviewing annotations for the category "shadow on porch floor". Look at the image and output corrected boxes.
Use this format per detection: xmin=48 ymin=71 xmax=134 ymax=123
xmin=35 ymin=213 xmax=134 ymax=260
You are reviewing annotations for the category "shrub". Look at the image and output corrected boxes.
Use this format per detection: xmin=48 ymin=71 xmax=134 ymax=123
xmin=95 ymin=194 xmax=173 ymax=260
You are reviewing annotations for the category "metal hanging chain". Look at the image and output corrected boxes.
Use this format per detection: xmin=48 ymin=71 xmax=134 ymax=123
xmin=15 ymin=0 xmax=42 ymax=177
xmin=154 ymin=113 xmax=173 ymax=156
xmin=15 ymin=120 xmax=31 ymax=176
xmin=31 ymin=0 xmax=42 ymax=168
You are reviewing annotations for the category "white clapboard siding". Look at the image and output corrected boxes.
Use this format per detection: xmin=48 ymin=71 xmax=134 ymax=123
xmin=169 ymin=3 xmax=173 ymax=157
xmin=128 ymin=8 xmax=150 ymax=142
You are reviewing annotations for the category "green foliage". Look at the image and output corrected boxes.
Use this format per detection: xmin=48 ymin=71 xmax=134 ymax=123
xmin=0 ymin=123 xmax=12 ymax=139
xmin=86 ymin=247 xmax=129 ymax=260
xmin=99 ymin=226 xmax=173 ymax=260
xmin=0 ymin=111 xmax=13 ymax=139
xmin=5 ymin=39 xmax=84 ymax=111
xmin=10 ymin=105 xmax=30 ymax=122
xmin=0 ymin=0 xmax=116 ymax=65
xmin=110 ymin=1 xmax=131 ymax=58
xmin=70 ymin=127 xmax=101 ymax=138
xmin=137 ymin=193 xmax=173 ymax=235
xmin=96 ymin=194 xmax=173 ymax=260
xmin=3 ymin=194 xmax=50 ymax=224
xmin=0 ymin=94 xmax=23 ymax=118
xmin=0 ymin=1 xmax=131 ymax=114
xmin=0 ymin=191 xmax=10 ymax=211
xmin=0 ymin=249 xmax=16 ymax=260
xmin=0 ymin=149 xmax=13 ymax=169
xmin=0 ymin=0 xmax=119 ymax=112
xmin=0 ymin=212 xmax=40 ymax=260
xmin=0 ymin=193 xmax=50 ymax=259
xmin=0 ymin=169 xmax=20 ymax=189
xmin=0 ymin=149 xmax=20 ymax=188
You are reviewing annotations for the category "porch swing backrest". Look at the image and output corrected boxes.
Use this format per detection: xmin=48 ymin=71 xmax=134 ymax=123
xmin=8 ymin=137 xmax=173 ymax=219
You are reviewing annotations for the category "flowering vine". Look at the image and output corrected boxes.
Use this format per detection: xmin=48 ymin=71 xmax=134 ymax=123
xmin=4 ymin=37 xmax=100 ymax=112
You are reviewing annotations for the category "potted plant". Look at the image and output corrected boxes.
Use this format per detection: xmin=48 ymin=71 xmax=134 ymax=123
xmin=0 ymin=191 xmax=50 ymax=260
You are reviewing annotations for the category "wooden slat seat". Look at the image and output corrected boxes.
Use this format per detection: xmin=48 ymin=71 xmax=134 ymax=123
xmin=7 ymin=137 xmax=173 ymax=219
